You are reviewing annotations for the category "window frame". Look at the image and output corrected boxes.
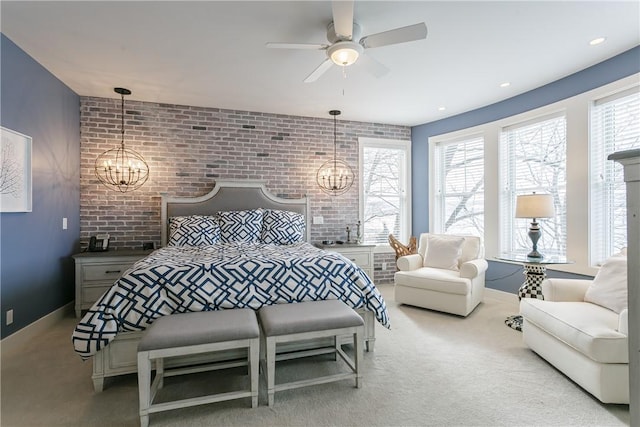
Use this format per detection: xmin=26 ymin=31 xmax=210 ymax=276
xmin=589 ymin=86 xmax=640 ymax=266
xmin=498 ymin=112 xmax=568 ymax=258
xmin=431 ymin=133 xmax=485 ymax=238
xmin=426 ymin=74 xmax=639 ymax=277
xmin=358 ymin=137 xmax=412 ymax=252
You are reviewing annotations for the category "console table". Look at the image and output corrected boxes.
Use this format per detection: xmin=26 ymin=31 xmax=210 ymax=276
xmin=496 ymin=254 xmax=572 ymax=331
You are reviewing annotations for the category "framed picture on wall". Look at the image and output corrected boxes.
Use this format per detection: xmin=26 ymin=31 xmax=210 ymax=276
xmin=1 ymin=126 xmax=32 ymax=212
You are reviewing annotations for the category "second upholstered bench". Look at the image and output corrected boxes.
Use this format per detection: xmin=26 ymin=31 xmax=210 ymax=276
xmin=137 ymin=309 xmax=260 ymax=427
xmin=257 ymin=300 xmax=365 ymax=406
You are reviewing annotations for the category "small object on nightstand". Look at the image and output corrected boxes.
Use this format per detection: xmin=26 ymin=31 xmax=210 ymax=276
xmin=356 ymin=220 xmax=362 ymax=244
xmin=322 ymin=240 xmax=335 ymax=246
xmin=336 ymin=240 xmax=344 ymax=245
xmin=346 ymin=226 xmax=351 ymax=243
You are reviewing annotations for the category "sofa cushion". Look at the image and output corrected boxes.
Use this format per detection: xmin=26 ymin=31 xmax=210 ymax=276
xmin=520 ymin=298 xmax=628 ymax=364
xmin=423 ymin=235 xmax=465 ymax=271
xmin=584 ymin=255 xmax=627 ymax=314
xmin=394 ymin=268 xmax=470 ymax=296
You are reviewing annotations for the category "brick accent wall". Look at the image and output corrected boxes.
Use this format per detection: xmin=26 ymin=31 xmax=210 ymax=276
xmin=80 ymin=96 xmax=409 ymax=284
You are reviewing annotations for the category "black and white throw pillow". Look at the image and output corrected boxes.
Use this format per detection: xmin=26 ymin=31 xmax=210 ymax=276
xmin=168 ymin=215 xmax=220 ymax=247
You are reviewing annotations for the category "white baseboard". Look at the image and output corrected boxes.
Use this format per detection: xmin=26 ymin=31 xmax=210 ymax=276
xmin=0 ymin=302 xmax=73 ymax=356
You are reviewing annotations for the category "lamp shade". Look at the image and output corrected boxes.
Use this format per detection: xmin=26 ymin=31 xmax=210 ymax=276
xmin=515 ymin=193 xmax=555 ymax=219
xmin=327 ymin=41 xmax=363 ymax=66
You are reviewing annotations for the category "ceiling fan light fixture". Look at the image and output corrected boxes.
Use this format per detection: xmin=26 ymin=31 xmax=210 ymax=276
xmin=328 ymin=41 xmax=363 ymax=66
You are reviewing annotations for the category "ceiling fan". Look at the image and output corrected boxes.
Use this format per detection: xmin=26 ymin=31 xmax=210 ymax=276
xmin=266 ymin=0 xmax=428 ymax=83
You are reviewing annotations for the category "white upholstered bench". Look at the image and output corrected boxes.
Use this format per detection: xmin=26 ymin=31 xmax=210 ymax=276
xmin=258 ymin=300 xmax=365 ymax=406
xmin=137 ymin=309 xmax=260 ymax=427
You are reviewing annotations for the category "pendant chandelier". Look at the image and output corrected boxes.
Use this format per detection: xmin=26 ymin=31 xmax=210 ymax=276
xmin=94 ymin=87 xmax=149 ymax=193
xmin=316 ymin=110 xmax=354 ymax=196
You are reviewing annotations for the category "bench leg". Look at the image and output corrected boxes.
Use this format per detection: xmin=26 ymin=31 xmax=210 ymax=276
xmin=137 ymin=352 xmax=151 ymax=427
xmin=266 ymin=337 xmax=276 ymax=407
xmin=250 ymin=339 xmax=259 ymax=408
xmin=156 ymin=357 xmax=164 ymax=389
xmin=355 ymin=330 xmax=363 ymax=389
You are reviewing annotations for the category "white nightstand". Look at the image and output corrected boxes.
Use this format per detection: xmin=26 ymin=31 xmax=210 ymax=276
xmin=72 ymin=249 xmax=152 ymax=318
xmin=318 ymin=244 xmax=375 ymax=279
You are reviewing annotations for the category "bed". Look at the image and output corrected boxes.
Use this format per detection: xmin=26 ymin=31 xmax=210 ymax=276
xmin=72 ymin=180 xmax=389 ymax=391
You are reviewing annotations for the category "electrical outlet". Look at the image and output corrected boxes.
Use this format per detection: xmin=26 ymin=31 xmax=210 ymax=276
xmin=382 ymin=262 xmax=387 ymax=271
xmin=62 ymin=217 xmax=68 ymax=230
xmin=313 ymin=216 xmax=324 ymax=225
xmin=6 ymin=309 xmax=13 ymax=325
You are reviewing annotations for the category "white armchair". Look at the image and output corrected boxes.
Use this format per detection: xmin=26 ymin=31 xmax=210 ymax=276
xmin=394 ymin=233 xmax=488 ymax=316
xmin=520 ymin=252 xmax=629 ymax=404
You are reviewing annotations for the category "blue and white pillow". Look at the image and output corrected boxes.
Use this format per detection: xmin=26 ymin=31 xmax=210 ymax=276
xmin=168 ymin=215 xmax=220 ymax=247
xmin=217 ymin=209 xmax=264 ymax=243
xmin=261 ymin=209 xmax=306 ymax=245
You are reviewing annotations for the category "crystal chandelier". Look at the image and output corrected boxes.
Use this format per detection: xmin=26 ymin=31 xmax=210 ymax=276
xmin=94 ymin=87 xmax=149 ymax=193
xmin=316 ymin=110 xmax=354 ymax=196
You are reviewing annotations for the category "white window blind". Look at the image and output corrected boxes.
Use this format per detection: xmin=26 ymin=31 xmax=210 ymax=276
xmin=590 ymin=87 xmax=640 ymax=265
xmin=360 ymin=139 xmax=411 ymax=245
xmin=500 ymin=114 xmax=567 ymax=256
xmin=433 ymin=135 xmax=484 ymax=237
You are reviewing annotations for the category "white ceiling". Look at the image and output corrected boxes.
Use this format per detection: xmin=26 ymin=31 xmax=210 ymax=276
xmin=2 ymin=1 xmax=639 ymax=127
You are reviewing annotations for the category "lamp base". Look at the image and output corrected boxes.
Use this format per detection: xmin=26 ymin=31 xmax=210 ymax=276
xmin=527 ymin=219 xmax=543 ymax=258
xmin=526 ymin=250 xmax=543 ymax=258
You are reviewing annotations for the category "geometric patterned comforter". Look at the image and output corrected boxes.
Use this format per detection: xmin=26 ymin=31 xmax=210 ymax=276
xmin=72 ymin=242 xmax=390 ymax=359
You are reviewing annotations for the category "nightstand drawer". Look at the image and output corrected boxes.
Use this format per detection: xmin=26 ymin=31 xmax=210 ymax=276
xmin=82 ymin=285 xmax=112 ymax=303
xmin=83 ymin=263 xmax=134 ymax=281
xmin=73 ymin=250 xmax=153 ymax=318
xmin=341 ymin=252 xmax=371 ymax=267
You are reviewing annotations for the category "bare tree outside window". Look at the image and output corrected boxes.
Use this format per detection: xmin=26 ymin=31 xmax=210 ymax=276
xmin=501 ymin=115 xmax=567 ymax=257
xmin=435 ymin=136 xmax=484 ymax=237
xmin=361 ymin=140 xmax=410 ymax=244
xmin=591 ymin=90 xmax=640 ymax=264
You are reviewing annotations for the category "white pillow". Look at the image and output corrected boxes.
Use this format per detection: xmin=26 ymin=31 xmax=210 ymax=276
xmin=423 ymin=235 xmax=465 ymax=271
xmin=584 ymin=256 xmax=628 ymax=313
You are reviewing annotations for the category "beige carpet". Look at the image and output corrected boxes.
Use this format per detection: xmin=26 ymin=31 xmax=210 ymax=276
xmin=1 ymin=284 xmax=630 ymax=426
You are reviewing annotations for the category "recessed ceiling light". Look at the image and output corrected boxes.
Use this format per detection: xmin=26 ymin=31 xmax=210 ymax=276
xmin=500 ymin=82 xmax=511 ymax=88
xmin=589 ymin=37 xmax=606 ymax=46
xmin=438 ymin=106 xmax=446 ymax=111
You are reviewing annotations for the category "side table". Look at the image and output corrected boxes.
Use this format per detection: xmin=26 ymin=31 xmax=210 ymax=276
xmin=496 ymin=254 xmax=572 ymax=331
xmin=72 ymin=249 xmax=153 ymax=317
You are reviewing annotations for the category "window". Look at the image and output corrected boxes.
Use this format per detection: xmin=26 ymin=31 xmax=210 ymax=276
xmin=433 ymin=135 xmax=484 ymax=237
xmin=590 ymin=87 xmax=640 ymax=265
xmin=359 ymin=138 xmax=411 ymax=245
xmin=500 ymin=114 xmax=567 ymax=257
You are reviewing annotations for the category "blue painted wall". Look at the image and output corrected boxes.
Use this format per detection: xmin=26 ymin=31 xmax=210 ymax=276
xmin=411 ymin=45 xmax=640 ymax=293
xmin=1 ymin=34 xmax=80 ymax=338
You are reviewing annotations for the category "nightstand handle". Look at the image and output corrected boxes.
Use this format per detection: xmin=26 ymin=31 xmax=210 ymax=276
xmin=105 ymin=270 xmax=122 ymax=274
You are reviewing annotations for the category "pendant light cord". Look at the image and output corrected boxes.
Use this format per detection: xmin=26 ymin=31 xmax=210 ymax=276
xmin=120 ymin=93 xmax=125 ymax=149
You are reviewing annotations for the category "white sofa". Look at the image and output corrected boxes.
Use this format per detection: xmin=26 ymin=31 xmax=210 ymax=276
xmin=394 ymin=233 xmax=488 ymax=317
xmin=520 ymin=254 xmax=629 ymax=404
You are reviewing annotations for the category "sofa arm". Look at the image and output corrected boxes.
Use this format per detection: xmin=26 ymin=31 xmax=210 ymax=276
xmin=619 ymin=309 xmax=628 ymax=335
xmin=541 ymin=278 xmax=591 ymax=302
xmin=460 ymin=258 xmax=488 ymax=279
xmin=397 ymin=254 xmax=423 ymax=271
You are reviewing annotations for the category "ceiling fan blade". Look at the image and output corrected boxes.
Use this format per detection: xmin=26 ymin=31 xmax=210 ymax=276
xmin=358 ymin=54 xmax=390 ymax=78
xmin=331 ymin=0 xmax=354 ymax=39
xmin=360 ymin=22 xmax=427 ymax=49
xmin=265 ymin=42 xmax=328 ymax=50
xmin=304 ymin=59 xmax=334 ymax=83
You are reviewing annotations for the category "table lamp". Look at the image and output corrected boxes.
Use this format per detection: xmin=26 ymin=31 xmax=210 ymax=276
xmin=515 ymin=193 xmax=555 ymax=258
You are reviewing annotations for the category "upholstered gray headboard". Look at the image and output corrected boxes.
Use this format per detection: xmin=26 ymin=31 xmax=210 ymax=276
xmin=160 ymin=180 xmax=310 ymax=246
